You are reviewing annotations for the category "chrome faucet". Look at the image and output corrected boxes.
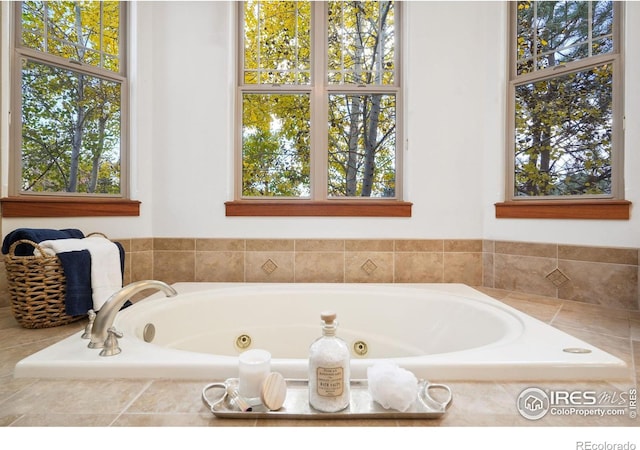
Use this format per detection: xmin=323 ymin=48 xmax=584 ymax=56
xmin=88 ymin=280 xmax=178 ymax=349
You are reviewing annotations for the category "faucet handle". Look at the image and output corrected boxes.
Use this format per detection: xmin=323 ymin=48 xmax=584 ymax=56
xmin=81 ymin=309 xmax=96 ymax=340
xmin=99 ymin=327 xmax=123 ymax=357
xmin=107 ymin=326 xmax=123 ymax=339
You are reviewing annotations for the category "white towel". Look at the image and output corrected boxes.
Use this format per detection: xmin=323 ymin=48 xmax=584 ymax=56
xmin=36 ymin=235 xmax=123 ymax=311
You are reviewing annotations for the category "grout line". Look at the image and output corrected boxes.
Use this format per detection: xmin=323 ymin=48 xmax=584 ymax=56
xmin=548 ymin=301 xmax=564 ymax=326
xmin=107 ymin=379 xmax=154 ymax=426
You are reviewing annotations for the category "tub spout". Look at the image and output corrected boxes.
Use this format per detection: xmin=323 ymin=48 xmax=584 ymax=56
xmin=88 ymin=280 xmax=178 ymax=349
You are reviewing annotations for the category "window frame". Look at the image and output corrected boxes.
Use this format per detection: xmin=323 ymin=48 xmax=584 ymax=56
xmin=1 ymin=1 xmax=137 ymax=217
xmin=228 ymin=1 xmax=410 ymax=217
xmin=497 ymin=1 xmax=629 ymax=220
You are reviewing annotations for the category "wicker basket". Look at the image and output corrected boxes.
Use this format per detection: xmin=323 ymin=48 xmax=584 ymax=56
xmin=4 ymin=239 xmax=84 ymax=329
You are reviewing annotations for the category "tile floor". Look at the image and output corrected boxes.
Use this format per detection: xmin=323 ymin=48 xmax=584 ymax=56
xmin=0 ymin=286 xmax=638 ymax=429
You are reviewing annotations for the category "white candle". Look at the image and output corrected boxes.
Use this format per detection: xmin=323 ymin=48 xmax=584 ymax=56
xmin=238 ymin=349 xmax=271 ymax=400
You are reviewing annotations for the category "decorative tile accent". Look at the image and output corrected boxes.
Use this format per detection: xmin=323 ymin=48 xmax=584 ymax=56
xmin=261 ymin=259 xmax=278 ymax=275
xmin=545 ymin=268 xmax=570 ymax=287
xmin=361 ymin=259 xmax=378 ymax=275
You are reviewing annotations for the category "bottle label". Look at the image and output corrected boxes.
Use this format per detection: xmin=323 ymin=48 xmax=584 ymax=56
xmin=316 ymin=367 xmax=344 ymax=397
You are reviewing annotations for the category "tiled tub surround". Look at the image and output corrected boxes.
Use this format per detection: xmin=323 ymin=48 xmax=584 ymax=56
xmin=0 ymin=238 xmax=637 ymax=310
xmin=0 ymin=287 xmax=638 ymax=427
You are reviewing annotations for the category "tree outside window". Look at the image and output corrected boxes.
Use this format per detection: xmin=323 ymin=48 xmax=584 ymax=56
xmin=14 ymin=1 xmax=126 ymax=196
xmin=510 ymin=1 xmax=622 ymax=199
xmin=239 ymin=1 xmax=401 ymax=200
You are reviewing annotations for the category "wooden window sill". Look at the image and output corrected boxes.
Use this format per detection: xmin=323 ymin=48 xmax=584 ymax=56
xmin=225 ymin=200 xmax=412 ymax=217
xmin=495 ymin=199 xmax=631 ymax=220
xmin=0 ymin=197 xmax=141 ymax=217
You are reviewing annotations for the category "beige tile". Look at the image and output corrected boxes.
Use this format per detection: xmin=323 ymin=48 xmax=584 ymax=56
xmin=295 ymin=239 xmax=344 ymax=252
xmin=498 ymin=292 xmax=563 ymax=323
xmin=482 ymin=251 xmax=494 ymax=288
xmin=0 ymin=414 xmax=22 ymax=426
xmin=394 ymin=240 xmax=443 ymax=252
xmin=153 ymin=238 xmax=196 ymax=251
xmin=474 ymin=286 xmax=512 ymax=300
xmin=0 ymin=292 xmax=9 ymax=309
xmin=256 ymin=418 xmax=395 ymax=427
xmin=0 ymin=307 xmax=17 ymax=330
xmin=122 ymin=250 xmax=132 ymax=285
xmin=552 ymin=301 xmax=630 ymax=339
xmin=196 ymin=239 xmax=245 ymax=252
xmin=444 ymin=239 xmax=483 ymax=252
xmin=0 ymin=375 xmax=35 ymax=404
xmin=438 ymin=413 xmax=522 ymax=427
xmin=482 ymin=239 xmax=495 ymax=253
xmin=345 ymin=239 xmax=394 ymax=252
xmin=631 ymin=318 xmax=640 ymax=341
xmin=0 ymin=318 xmax=84 ymax=350
xmin=559 ymin=244 xmax=638 ymax=265
xmin=130 ymin=251 xmax=153 ymax=282
xmin=495 ymin=241 xmax=557 ymax=258
xmin=125 ymin=380 xmax=211 ymax=414
xmin=195 ymin=251 xmax=244 ymax=282
xmin=11 ymin=413 xmax=117 ymax=426
xmin=246 ymin=239 xmax=294 ymax=252
xmin=493 ymin=253 xmax=557 ymax=297
xmin=131 ymin=237 xmax=153 ymax=252
xmin=295 ymin=252 xmax=344 ymax=283
xmin=436 ymin=382 xmax=518 ymax=425
xmin=443 ymin=252 xmax=482 ymax=285
xmin=245 ymin=251 xmax=294 ymax=282
xmin=0 ymin=379 xmax=150 ymax=415
xmin=113 ymin=413 xmax=231 ymax=427
xmin=558 ymin=260 xmax=638 ymax=310
xmin=345 ymin=252 xmax=394 ymax=283
xmin=559 ymin=297 xmax=631 ymax=320
xmin=153 ymin=251 xmax=195 ymax=284
xmin=634 ymin=341 xmax=640 ymax=386
xmin=394 ymin=252 xmax=443 ymax=283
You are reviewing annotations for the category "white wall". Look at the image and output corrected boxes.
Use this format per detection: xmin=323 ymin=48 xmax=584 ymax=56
xmin=2 ymin=1 xmax=639 ymax=248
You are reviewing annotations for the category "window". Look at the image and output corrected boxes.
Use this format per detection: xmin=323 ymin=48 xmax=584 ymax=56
xmin=11 ymin=1 xmax=128 ymax=198
xmin=228 ymin=1 xmax=409 ymax=217
xmin=497 ymin=1 xmax=629 ymax=219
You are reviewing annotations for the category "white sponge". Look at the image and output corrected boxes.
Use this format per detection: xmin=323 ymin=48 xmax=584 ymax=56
xmin=367 ymin=362 xmax=419 ymax=412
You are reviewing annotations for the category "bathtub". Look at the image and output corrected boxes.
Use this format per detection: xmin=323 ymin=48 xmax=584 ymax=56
xmin=14 ymin=283 xmax=628 ymax=381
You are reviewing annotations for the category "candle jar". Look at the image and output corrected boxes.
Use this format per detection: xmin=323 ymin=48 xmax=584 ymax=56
xmin=238 ymin=349 xmax=271 ymax=404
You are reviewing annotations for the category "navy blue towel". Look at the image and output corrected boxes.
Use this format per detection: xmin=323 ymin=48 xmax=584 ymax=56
xmin=57 ymin=241 xmax=126 ymax=316
xmin=57 ymin=250 xmax=93 ymax=316
xmin=2 ymin=228 xmax=85 ymax=256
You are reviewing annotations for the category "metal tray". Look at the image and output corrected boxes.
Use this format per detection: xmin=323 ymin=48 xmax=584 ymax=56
xmin=202 ymin=378 xmax=452 ymax=419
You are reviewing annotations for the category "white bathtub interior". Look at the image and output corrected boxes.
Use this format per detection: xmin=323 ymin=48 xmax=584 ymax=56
xmin=14 ymin=283 xmax=629 ymax=381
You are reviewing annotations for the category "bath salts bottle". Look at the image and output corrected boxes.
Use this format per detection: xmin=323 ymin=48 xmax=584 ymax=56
xmin=308 ymin=311 xmax=350 ymax=412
